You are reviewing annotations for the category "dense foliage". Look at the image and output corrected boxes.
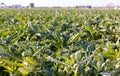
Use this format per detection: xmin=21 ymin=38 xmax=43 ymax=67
xmin=0 ymin=8 xmax=120 ymax=76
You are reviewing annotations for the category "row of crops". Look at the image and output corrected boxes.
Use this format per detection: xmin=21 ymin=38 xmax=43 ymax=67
xmin=0 ymin=8 xmax=120 ymax=76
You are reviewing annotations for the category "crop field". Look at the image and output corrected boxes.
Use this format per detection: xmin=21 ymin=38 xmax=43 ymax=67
xmin=0 ymin=8 xmax=120 ymax=76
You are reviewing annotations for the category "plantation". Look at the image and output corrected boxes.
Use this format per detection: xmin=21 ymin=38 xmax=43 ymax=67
xmin=0 ymin=8 xmax=120 ymax=76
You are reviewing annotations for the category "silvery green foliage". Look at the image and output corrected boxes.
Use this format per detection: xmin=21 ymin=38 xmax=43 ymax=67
xmin=0 ymin=9 xmax=120 ymax=76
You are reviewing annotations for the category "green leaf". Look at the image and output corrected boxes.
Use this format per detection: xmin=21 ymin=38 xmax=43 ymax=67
xmin=67 ymin=32 xmax=81 ymax=45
